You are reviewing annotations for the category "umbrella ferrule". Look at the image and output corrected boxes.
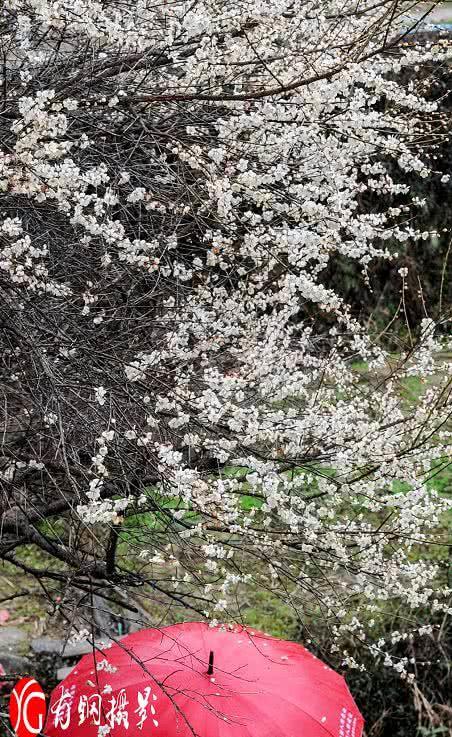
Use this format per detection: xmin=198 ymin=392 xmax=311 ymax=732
xmin=207 ymin=650 xmax=214 ymax=675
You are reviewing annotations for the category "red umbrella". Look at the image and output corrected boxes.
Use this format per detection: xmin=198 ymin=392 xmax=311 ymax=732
xmin=44 ymin=622 xmax=364 ymax=737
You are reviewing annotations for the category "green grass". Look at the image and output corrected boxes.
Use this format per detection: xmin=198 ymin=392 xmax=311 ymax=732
xmin=426 ymin=458 xmax=452 ymax=496
xmin=238 ymin=588 xmax=300 ymax=639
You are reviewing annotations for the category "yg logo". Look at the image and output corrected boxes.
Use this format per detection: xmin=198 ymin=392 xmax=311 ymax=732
xmin=9 ymin=678 xmax=47 ymax=737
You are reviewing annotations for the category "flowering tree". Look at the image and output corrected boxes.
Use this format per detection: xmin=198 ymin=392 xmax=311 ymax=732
xmin=0 ymin=0 xmax=451 ymax=676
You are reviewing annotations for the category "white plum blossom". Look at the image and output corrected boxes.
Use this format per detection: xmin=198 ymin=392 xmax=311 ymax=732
xmin=95 ymin=386 xmax=108 ymax=406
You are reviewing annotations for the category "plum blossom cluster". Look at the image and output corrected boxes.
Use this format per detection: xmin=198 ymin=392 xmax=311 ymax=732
xmin=0 ymin=0 xmax=451 ymax=679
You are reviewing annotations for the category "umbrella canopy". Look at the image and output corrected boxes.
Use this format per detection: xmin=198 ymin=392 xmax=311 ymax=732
xmin=44 ymin=622 xmax=364 ymax=737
